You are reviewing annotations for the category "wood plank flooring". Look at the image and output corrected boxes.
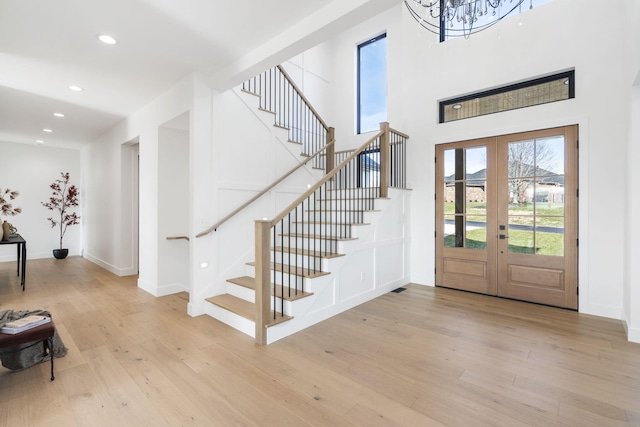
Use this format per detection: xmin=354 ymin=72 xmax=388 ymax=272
xmin=0 ymin=257 xmax=639 ymax=426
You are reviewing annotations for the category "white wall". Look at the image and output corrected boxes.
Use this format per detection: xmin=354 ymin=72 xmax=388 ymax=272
xmin=81 ymin=73 xmax=200 ymax=291
xmin=407 ymin=0 xmax=628 ymax=320
xmin=322 ymin=1 xmax=632 ymax=322
xmin=158 ymin=125 xmax=190 ymax=294
xmin=0 ymin=141 xmax=80 ymax=261
xmin=282 ymin=43 xmax=333 ymax=123
xmin=327 ymin=9 xmax=403 ymax=150
xmin=624 ymin=1 xmax=640 ymax=341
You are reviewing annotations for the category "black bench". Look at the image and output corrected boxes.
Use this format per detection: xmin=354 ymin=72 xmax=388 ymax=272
xmin=0 ymin=318 xmax=56 ymax=381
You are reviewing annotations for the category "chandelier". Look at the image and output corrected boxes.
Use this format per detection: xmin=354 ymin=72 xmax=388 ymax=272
xmin=405 ymin=0 xmax=533 ymax=39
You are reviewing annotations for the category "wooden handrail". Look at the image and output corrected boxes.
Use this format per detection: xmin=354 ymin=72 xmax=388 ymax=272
xmin=196 ymin=140 xmax=335 ymax=238
xmin=276 ymin=65 xmax=329 ymax=131
xmin=166 ymin=236 xmax=190 ymax=241
xmin=270 ymin=128 xmax=385 ymax=227
xmin=389 ymin=127 xmax=410 ymax=139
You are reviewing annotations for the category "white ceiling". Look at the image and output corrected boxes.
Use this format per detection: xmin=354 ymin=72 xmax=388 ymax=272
xmin=0 ymin=0 xmax=400 ymax=150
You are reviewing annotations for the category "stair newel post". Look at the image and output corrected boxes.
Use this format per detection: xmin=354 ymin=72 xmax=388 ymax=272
xmin=379 ymin=122 xmax=390 ymax=198
xmin=255 ymin=219 xmax=272 ymax=345
xmin=326 ymin=127 xmax=335 ymax=174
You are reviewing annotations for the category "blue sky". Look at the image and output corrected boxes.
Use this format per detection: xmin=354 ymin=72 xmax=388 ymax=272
xmin=359 ymin=35 xmax=387 ymax=133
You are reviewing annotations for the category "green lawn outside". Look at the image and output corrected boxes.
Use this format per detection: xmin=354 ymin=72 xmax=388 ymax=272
xmin=444 ymin=228 xmax=564 ymax=256
xmin=444 ymin=202 xmax=564 ymax=227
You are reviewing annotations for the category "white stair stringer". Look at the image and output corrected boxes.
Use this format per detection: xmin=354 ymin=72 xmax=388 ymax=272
xmin=205 ymin=187 xmax=411 ymax=344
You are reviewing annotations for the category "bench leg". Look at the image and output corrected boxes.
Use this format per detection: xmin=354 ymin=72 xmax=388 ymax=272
xmin=44 ymin=337 xmax=54 ymax=381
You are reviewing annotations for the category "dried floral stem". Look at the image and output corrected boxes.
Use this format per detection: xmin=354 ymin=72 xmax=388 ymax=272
xmin=42 ymin=172 xmax=80 ymax=249
xmin=0 ymin=188 xmax=22 ymax=217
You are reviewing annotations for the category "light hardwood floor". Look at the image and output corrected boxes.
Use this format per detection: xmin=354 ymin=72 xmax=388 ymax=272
xmin=0 ymin=257 xmax=639 ymax=426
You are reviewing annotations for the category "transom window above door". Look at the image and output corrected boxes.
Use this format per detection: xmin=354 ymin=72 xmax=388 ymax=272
xmin=440 ymin=70 xmax=575 ymax=123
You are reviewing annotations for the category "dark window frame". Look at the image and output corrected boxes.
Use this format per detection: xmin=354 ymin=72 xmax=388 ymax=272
xmin=357 ymin=33 xmax=387 ymax=135
xmin=439 ymin=70 xmax=575 ymax=124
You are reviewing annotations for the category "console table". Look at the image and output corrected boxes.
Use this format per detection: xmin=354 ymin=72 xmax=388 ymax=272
xmin=0 ymin=234 xmax=26 ymax=291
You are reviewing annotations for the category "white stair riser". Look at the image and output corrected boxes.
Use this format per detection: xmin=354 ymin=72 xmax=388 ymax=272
xmin=295 ymin=211 xmax=367 ymax=224
xmin=314 ymin=199 xmax=377 ymax=210
xmin=245 ymin=264 xmax=317 ymax=288
xmin=207 ymin=304 xmax=255 ymax=338
xmin=278 ymin=236 xmax=343 ymax=253
xmin=326 ymin=188 xmax=380 ymax=199
xmin=273 ymin=252 xmax=331 ymax=270
xmin=226 ymin=282 xmax=255 ymax=303
xmin=288 ymin=222 xmax=354 ymax=237
xmin=225 ymin=282 xmax=296 ymax=315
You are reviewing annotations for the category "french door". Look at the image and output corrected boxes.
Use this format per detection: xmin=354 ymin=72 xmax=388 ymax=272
xmin=435 ymin=126 xmax=578 ymax=309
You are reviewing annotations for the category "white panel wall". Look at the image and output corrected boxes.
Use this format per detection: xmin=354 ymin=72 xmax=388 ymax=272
xmin=283 ymin=43 xmax=333 ymax=122
xmin=0 ymin=141 xmax=80 ymax=261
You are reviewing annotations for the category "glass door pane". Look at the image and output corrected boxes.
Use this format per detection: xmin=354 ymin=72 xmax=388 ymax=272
xmin=443 ymin=146 xmax=487 ymax=250
xmin=506 ymin=136 xmax=565 ymax=256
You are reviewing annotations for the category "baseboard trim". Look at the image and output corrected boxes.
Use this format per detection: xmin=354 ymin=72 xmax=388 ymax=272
xmin=138 ymin=278 xmax=187 ymax=297
xmin=628 ymin=326 xmax=640 ymax=344
xmin=581 ymin=302 xmax=623 ymax=320
xmin=84 ymin=253 xmax=137 ymax=276
xmin=0 ymin=250 xmax=81 ymax=263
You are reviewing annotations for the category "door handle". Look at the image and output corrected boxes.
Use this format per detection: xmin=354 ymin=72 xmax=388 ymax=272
xmin=499 ymin=234 xmax=508 ymax=240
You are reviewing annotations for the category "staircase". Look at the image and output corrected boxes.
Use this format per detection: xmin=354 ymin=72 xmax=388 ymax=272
xmin=206 ymin=186 xmax=375 ymax=334
xmin=199 ymin=65 xmax=410 ymax=344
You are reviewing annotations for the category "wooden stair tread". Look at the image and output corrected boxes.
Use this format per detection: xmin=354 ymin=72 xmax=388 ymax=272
xmin=258 ymin=107 xmax=276 ymax=115
xmin=227 ymin=276 xmax=314 ymax=301
xmin=206 ymin=294 xmax=292 ymax=327
xmin=246 ymin=262 xmax=330 ymax=279
xmin=240 ymin=89 xmax=260 ymax=97
xmin=273 ymin=246 xmax=344 ymax=258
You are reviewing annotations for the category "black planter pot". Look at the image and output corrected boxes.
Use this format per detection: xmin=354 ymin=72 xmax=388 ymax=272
xmin=53 ymin=249 xmax=69 ymax=259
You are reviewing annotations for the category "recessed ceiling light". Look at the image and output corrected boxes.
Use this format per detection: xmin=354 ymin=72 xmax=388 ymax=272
xmin=53 ymin=112 xmax=65 ymax=118
xmin=452 ymin=104 xmax=462 ymax=110
xmin=98 ymin=34 xmax=118 ymax=45
xmin=36 ymin=140 xmax=44 ymax=144
xmin=43 ymin=128 xmax=53 ymax=133
xmin=68 ymin=85 xmax=83 ymax=92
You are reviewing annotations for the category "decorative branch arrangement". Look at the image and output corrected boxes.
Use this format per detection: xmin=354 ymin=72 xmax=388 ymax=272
xmin=0 ymin=188 xmax=22 ymax=217
xmin=42 ymin=172 xmax=80 ymax=250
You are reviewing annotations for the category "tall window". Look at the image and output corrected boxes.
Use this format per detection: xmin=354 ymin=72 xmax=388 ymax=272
xmin=357 ymin=33 xmax=387 ymax=134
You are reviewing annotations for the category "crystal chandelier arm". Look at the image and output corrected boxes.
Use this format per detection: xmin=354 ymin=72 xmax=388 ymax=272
xmin=404 ymin=0 xmax=442 ymax=34
xmin=405 ymin=0 xmax=527 ymax=39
